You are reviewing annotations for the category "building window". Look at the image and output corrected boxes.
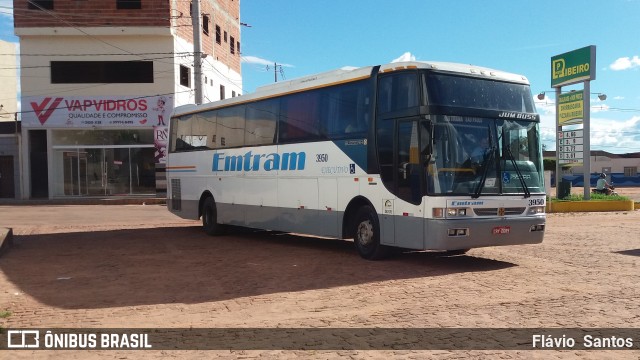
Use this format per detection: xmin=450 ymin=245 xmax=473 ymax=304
xmin=116 ymin=0 xmax=142 ymax=10
xmin=230 ymin=36 xmax=235 ymax=54
xmin=28 ymin=0 xmax=54 ymax=10
xmin=215 ymin=26 xmax=221 ymax=44
xmin=180 ymin=65 xmax=191 ymax=88
xmin=624 ymin=167 xmax=638 ymax=177
xmin=237 ymin=41 xmax=241 ymax=55
xmin=51 ymin=61 xmax=153 ymax=83
xmin=224 ymin=31 xmax=228 ymax=43
xmin=203 ymin=15 xmax=210 ymax=35
xmin=220 ymin=85 xmax=225 ymax=100
xmin=232 ymin=91 xmax=236 ymax=98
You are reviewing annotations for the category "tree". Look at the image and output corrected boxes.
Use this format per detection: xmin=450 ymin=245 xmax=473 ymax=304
xmin=543 ymin=159 xmax=556 ymax=171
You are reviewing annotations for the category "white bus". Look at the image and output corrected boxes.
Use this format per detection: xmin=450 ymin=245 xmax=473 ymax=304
xmin=167 ymin=61 xmax=545 ymax=260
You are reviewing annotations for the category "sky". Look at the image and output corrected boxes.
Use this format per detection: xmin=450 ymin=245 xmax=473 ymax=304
xmin=2 ymin=0 xmax=640 ymax=153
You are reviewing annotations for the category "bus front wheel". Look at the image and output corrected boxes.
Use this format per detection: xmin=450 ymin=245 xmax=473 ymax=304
xmin=353 ymin=205 xmax=390 ymax=260
xmin=202 ymin=197 xmax=225 ymax=236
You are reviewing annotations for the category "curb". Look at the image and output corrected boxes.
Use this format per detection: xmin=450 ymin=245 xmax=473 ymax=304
xmin=547 ymin=200 xmax=635 ymax=213
xmin=0 ymin=228 xmax=13 ymax=257
xmin=0 ymin=198 xmax=166 ymax=206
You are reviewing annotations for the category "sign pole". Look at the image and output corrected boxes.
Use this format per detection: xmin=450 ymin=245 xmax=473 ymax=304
xmin=583 ymin=81 xmax=591 ymax=200
xmin=550 ymin=45 xmax=596 ymax=200
xmin=555 ymin=87 xmax=561 ymax=199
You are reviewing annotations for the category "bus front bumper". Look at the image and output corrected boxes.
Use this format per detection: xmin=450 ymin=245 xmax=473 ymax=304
xmin=424 ymin=216 xmax=545 ymax=250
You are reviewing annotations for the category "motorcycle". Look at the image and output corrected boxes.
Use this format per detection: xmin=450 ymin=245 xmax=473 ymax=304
xmin=592 ymin=185 xmax=618 ymax=196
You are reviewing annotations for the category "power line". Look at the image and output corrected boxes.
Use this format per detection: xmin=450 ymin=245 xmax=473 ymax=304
xmin=266 ymin=63 xmax=286 ymax=82
xmin=0 ymin=55 xmax=188 ymax=70
xmin=0 ymin=52 xmax=192 ymax=57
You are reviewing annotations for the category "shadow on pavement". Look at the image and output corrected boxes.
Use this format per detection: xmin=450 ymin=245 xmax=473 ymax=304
xmin=0 ymin=226 xmax=516 ymax=309
xmin=614 ymin=248 xmax=640 ymax=257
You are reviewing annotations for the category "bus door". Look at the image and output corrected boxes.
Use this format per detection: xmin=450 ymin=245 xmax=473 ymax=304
xmin=379 ymin=118 xmax=426 ymax=249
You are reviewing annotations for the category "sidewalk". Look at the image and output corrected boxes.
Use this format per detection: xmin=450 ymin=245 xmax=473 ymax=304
xmin=0 ymin=196 xmax=166 ymax=206
xmin=0 ymin=197 xmax=166 ymax=256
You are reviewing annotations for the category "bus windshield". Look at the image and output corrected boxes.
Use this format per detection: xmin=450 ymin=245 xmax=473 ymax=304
xmin=425 ymin=72 xmax=535 ymax=112
xmin=427 ymin=115 xmax=543 ymax=196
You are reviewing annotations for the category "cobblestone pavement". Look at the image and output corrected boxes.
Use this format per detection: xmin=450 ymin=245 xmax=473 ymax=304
xmin=0 ymin=205 xmax=639 ymax=359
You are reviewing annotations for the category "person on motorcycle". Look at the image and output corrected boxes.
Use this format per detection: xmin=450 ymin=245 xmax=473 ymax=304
xmin=595 ymin=173 xmax=614 ymax=195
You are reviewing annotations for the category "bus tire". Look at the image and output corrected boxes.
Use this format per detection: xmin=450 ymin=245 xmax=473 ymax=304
xmin=202 ymin=197 xmax=225 ymax=236
xmin=353 ymin=205 xmax=390 ymax=260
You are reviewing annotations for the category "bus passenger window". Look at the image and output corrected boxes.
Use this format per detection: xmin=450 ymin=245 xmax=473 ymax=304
xmin=279 ymin=91 xmax=322 ymax=142
xmin=377 ymin=73 xmax=419 ymax=115
xmin=171 ymin=114 xmax=193 ymax=152
xmin=246 ymin=99 xmax=278 ymax=146
xmin=217 ymin=105 xmax=245 ymax=148
xmin=325 ymin=81 xmax=371 ymax=139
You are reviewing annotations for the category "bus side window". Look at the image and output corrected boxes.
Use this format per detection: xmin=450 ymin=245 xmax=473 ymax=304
xmin=279 ymin=91 xmax=323 ymax=143
xmin=325 ymin=81 xmax=371 ymax=139
xmin=377 ymin=73 xmax=419 ymax=115
xmin=172 ymin=114 xmax=193 ymax=152
xmin=191 ymin=112 xmax=215 ymax=149
xmin=169 ymin=116 xmax=179 ymax=152
xmin=217 ymin=105 xmax=245 ymax=148
xmin=246 ymin=99 xmax=278 ymax=146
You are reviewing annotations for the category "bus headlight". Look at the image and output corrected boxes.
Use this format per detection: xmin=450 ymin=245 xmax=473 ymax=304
xmin=528 ymin=206 xmax=545 ymax=215
xmin=434 ymin=207 xmax=468 ymax=218
xmin=446 ymin=208 xmax=468 ymax=217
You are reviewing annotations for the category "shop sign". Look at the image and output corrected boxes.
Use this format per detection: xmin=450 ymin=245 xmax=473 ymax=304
xmin=22 ymin=95 xmax=173 ymax=128
xmin=154 ymin=126 xmax=168 ymax=164
xmin=551 ymin=46 xmax=596 ymax=87
xmin=558 ymin=90 xmax=584 ymax=126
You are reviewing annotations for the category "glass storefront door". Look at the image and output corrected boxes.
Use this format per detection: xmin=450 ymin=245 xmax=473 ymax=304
xmin=62 ymin=150 xmax=88 ymax=195
xmin=55 ymin=146 xmax=155 ymax=197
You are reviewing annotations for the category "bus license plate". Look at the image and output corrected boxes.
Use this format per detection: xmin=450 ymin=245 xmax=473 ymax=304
xmin=492 ymin=226 xmax=510 ymax=235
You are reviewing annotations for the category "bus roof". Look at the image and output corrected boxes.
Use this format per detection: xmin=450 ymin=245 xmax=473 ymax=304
xmin=379 ymin=61 xmax=530 ymax=84
xmin=172 ymin=61 xmax=530 ymax=117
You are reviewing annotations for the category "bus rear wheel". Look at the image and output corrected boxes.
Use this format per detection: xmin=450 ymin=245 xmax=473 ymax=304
xmin=353 ymin=205 xmax=390 ymax=260
xmin=202 ymin=197 xmax=225 ymax=235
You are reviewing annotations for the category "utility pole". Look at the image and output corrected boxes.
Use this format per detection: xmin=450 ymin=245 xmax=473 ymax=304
xmin=192 ymin=0 xmax=203 ymax=104
xmin=268 ymin=63 xmax=284 ymax=82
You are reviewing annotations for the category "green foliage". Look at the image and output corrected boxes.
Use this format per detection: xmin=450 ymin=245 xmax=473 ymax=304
xmin=0 ymin=310 xmax=10 ymax=334
xmin=552 ymin=193 xmax=630 ymax=202
xmin=543 ymin=159 xmax=556 ymax=171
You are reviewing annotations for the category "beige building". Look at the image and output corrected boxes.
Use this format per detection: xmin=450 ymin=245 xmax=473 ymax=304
xmin=14 ymin=0 xmax=242 ymax=199
xmin=0 ymin=39 xmax=20 ymax=199
xmin=0 ymin=39 xmax=18 ymax=121
xmin=545 ymin=150 xmax=640 ymax=186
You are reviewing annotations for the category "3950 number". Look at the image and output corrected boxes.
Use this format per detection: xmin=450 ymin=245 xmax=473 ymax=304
xmin=316 ymin=154 xmax=328 ymax=162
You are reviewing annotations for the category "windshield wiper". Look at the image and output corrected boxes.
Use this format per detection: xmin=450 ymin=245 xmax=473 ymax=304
xmin=471 ymin=146 xmax=496 ymax=199
xmin=504 ymin=145 xmax=531 ymax=198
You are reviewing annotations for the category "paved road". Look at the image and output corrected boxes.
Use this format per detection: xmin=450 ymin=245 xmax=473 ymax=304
xmin=0 ymin=205 xmax=638 ymax=358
